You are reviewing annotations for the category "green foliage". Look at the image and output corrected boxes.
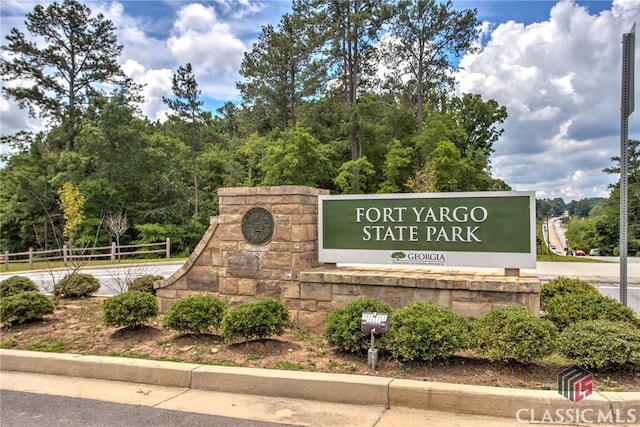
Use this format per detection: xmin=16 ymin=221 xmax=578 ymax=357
xmin=334 ymin=156 xmax=375 ymax=194
xmin=1 ymin=0 xmax=126 ymax=152
xmin=53 ymin=273 xmax=100 ymax=298
xmin=0 ymin=0 xmax=634 ymax=262
xmin=0 ymin=291 xmax=55 ymax=326
xmin=566 ymin=198 xmax=606 ymax=218
xmin=258 ymin=126 xmax=332 ymax=187
xmin=473 ymin=305 xmax=557 ymax=364
xmin=103 ymin=291 xmax=158 ymax=329
xmin=544 ymin=293 xmax=640 ymax=331
xmin=386 ymin=301 xmax=471 ymax=363
xmin=426 ymin=140 xmax=473 ymax=192
xmin=163 ymin=295 xmax=227 ymax=335
xmin=558 ymin=320 xmax=640 ymax=370
xmin=221 ymin=297 xmax=291 ymax=342
xmin=27 ymin=338 xmax=68 ymax=352
xmin=323 ymin=297 xmax=393 ymax=354
xmin=238 ymin=13 xmax=325 ymax=131
xmin=0 ymin=276 xmax=39 ymax=297
xmin=540 ymin=277 xmax=600 ymax=310
xmin=379 ymin=140 xmax=414 ymax=193
xmin=126 ymin=274 xmax=164 ymax=295
xmin=134 ymin=223 xmax=172 ymax=244
xmin=0 ymin=336 xmax=19 ymax=348
xmin=565 ymin=216 xmax=598 ymax=253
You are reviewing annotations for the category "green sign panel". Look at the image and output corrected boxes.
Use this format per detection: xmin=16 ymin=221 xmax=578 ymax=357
xmin=318 ymin=191 xmax=536 ymax=268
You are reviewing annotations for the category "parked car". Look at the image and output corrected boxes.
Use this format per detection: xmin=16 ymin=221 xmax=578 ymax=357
xmin=589 ymin=248 xmax=600 ymax=256
xmin=575 ymin=250 xmax=586 ymax=256
xmin=566 ymin=250 xmax=573 ymax=256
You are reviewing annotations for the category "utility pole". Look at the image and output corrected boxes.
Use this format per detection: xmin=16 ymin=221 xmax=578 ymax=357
xmin=620 ymin=23 xmax=635 ymax=306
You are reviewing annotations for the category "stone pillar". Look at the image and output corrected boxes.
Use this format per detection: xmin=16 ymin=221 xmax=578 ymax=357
xmin=156 ymin=186 xmax=329 ymax=314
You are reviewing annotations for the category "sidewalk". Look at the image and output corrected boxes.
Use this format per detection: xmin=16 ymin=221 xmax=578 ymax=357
xmin=2 ymin=371 xmax=530 ymax=427
xmin=1 ymin=350 xmax=638 ymax=426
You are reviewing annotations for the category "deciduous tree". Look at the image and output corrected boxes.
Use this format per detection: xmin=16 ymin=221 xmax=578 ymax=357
xmin=58 ymin=181 xmax=85 ymax=246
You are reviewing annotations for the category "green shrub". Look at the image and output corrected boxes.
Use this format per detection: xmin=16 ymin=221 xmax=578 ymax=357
xmin=163 ymin=295 xmax=227 ymax=335
xmin=0 ymin=276 xmax=39 ymax=298
xmin=220 ymin=297 xmax=291 ymax=342
xmin=540 ymin=277 xmax=600 ymax=310
xmin=323 ymin=297 xmax=393 ymax=354
xmin=558 ymin=320 xmax=640 ymax=369
xmin=0 ymin=291 xmax=55 ymax=326
xmin=543 ymin=293 xmax=640 ymax=331
xmin=473 ymin=305 xmax=557 ymax=364
xmin=386 ymin=301 xmax=471 ymax=363
xmin=126 ymin=274 xmax=164 ymax=295
xmin=53 ymin=273 xmax=100 ymax=298
xmin=103 ymin=291 xmax=158 ymax=329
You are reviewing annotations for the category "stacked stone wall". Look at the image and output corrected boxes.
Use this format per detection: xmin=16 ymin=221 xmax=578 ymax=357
xmin=156 ymin=186 xmax=541 ymax=333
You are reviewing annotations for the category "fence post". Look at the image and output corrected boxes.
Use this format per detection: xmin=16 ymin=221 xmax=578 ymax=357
xmin=166 ymin=237 xmax=170 ymax=259
xmin=111 ymin=242 xmax=116 ymax=263
xmin=29 ymin=247 xmax=34 ymax=270
xmin=4 ymin=251 xmax=8 ymax=271
xmin=63 ymin=245 xmax=68 ymax=266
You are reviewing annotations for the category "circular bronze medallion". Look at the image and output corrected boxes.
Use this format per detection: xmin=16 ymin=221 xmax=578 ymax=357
xmin=241 ymin=207 xmax=274 ymax=245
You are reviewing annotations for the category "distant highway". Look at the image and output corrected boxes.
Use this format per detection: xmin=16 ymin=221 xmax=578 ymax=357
xmin=542 ymin=216 xmax=568 ymax=255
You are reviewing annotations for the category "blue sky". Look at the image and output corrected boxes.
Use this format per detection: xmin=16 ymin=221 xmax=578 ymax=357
xmin=1 ymin=0 xmax=638 ymax=202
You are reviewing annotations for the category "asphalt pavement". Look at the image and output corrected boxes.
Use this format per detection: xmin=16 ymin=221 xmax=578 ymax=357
xmin=1 ymin=370 xmax=546 ymax=427
xmin=1 ymin=389 xmax=293 ymax=427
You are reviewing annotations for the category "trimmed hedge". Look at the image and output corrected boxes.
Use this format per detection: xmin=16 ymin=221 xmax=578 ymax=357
xmin=543 ymin=293 xmax=640 ymax=331
xmin=127 ymin=274 xmax=164 ymax=295
xmin=540 ymin=277 xmax=600 ymax=310
xmin=323 ymin=297 xmax=393 ymax=354
xmin=0 ymin=291 xmax=55 ymax=326
xmin=0 ymin=276 xmax=39 ymax=298
xmin=386 ymin=301 xmax=471 ymax=363
xmin=53 ymin=273 xmax=100 ymax=298
xmin=473 ymin=305 xmax=557 ymax=364
xmin=163 ymin=295 xmax=227 ymax=335
xmin=558 ymin=320 xmax=640 ymax=369
xmin=103 ymin=291 xmax=158 ymax=329
xmin=221 ymin=297 xmax=291 ymax=342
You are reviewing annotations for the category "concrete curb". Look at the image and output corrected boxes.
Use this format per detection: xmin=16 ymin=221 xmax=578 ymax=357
xmin=1 ymin=349 xmax=638 ymax=421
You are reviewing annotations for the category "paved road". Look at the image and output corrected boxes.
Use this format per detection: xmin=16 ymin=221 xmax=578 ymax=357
xmin=1 ymin=389 xmax=291 ymax=427
xmin=2 ymin=259 xmax=638 ymax=312
xmin=0 ymin=262 xmax=183 ymax=296
xmin=0 ymin=371 xmax=555 ymax=427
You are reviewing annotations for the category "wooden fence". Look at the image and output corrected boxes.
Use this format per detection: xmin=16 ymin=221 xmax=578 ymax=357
xmin=2 ymin=239 xmax=170 ymax=271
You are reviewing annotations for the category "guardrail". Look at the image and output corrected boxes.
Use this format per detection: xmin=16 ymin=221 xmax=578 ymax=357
xmin=2 ymin=239 xmax=170 ymax=271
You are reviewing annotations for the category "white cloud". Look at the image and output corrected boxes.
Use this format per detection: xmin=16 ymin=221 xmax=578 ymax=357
xmin=456 ymin=0 xmax=640 ymax=200
xmin=0 ymin=97 xmax=43 ymax=135
xmin=167 ymin=3 xmax=247 ymax=99
xmin=98 ymin=1 xmax=173 ymax=70
xmin=121 ymin=60 xmax=173 ymax=122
